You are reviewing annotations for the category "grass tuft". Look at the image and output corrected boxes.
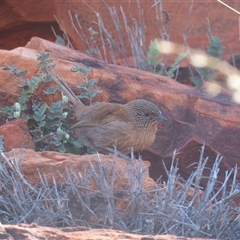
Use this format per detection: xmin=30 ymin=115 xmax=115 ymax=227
xmin=0 ymin=146 xmax=239 ymax=238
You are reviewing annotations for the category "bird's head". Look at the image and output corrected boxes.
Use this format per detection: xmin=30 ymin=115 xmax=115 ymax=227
xmin=126 ymin=99 xmax=167 ymax=128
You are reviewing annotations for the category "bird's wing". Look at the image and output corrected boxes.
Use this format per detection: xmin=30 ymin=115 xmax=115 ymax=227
xmin=72 ymin=102 xmax=129 ymax=129
xmin=72 ymin=119 xmax=133 ymax=152
xmin=70 ymin=102 xmax=135 ymax=152
xmin=71 ymin=122 xmax=102 ymax=128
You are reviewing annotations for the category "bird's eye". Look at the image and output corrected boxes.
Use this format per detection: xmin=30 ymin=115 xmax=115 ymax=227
xmin=144 ymin=112 xmax=150 ymax=117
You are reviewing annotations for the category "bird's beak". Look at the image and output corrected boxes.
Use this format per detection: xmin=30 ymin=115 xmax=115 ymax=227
xmin=158 ymin=113 xmax=167 ymax=121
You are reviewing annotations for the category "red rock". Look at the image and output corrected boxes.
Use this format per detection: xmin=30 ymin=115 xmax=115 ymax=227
xmin=0 ymin=223 xmax=215 ymax=240
xmin=0 ymin=119 xmax=35 ymax=151
xmin=1 ymin=37 xmax=240 ymax=186
xmin=1 ymin=1 xmax=240 ymax=65
xmin=0 ymin=0 xmax=62 ymax=50
xmin=55 ymin=1 xmax=240 ymax=64
xmin=1 ymin=149 xmax=217 ymax=239
xmin=4 ymin=148 xmax=156 ymax=191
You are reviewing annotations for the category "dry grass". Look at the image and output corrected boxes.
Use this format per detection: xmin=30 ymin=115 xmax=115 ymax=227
xmin=0 ymin=146 xmax=240 ymax=239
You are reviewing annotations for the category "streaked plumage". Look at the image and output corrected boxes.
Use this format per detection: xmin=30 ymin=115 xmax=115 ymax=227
xmin=52 ymin=75 xmax=167 ymax=154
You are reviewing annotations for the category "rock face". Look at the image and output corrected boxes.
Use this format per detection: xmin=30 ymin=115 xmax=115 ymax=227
xmin=0 ymin=224 xmax=215 ymax=240
xmin=0 ymin=119 xmax=35 ymax=151
xmin=0 ymin=0 xmax=61 ymax=50
xmin=4 ymin=148 xmax=155 ymax=190
xmin=0 ymin=148 xmax=217 ymax=239
xmin=1 ymin=1 xmax=240 ymax=59
xmin=0 ymin=148 xmax=217 ymax=240
xmin=1 ymin=37 xmax=240 ymax=185
xmin=55 ymin=0 xmax=240 ymax=58
xmin=1 ymin=2 xmax=240 ymax=238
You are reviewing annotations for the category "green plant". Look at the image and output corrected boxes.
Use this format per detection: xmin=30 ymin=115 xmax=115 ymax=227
xmin=71 ymin=65 xmax=102 ymax=105
xmin=147 ymin=39 xmax=188 ymax=78
xmin=68 ymin=2 xmax=189 ymax=79
xmin=191 ymin=36 xmax=223 ymax=86
xmin=1 ymin=65 xmax=41 ymax=119
xmin=1 ymin=53 xmax=101 ymax=154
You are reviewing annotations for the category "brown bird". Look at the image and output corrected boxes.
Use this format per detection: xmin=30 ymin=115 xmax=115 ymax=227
xmin=52 ymin=75 xmax=167 ymax=154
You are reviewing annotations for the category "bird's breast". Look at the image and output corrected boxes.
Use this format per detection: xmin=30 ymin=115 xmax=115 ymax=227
xmin=130 ymin=122 xmax=158 ymax=151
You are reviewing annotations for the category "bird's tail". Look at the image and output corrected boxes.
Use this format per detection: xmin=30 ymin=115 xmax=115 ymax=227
xmin=51 ymin=74 xmax=85 ymax=109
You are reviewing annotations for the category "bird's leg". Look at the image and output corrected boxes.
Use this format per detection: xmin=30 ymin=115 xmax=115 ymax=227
xmin=105 ymin=147 xmax=135 ymax=162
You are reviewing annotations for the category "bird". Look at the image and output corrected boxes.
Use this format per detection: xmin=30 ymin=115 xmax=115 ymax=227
xmin=52 ymin=75 xmax=167 ymax=154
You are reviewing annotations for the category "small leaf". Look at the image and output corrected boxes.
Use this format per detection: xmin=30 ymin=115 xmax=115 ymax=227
xmin=44 ymin=119 xmax=62 ymax=129
xmin=5 ymin=64 xmax=16 ymax=73
xmin=76 ymin=84 xmax=88 ymax=91
xmin=0 ymin=106 xmax=14 ymax=118
xmin=44 ymin=86 xmax=58 ymax=95
xmin=18 ymin=93 xmax=28 ymax=108
xmin=77 ymin=90 xmax=102 ymax=100
xmin=39 ymin=68 xmax=48 ymax=74
xmin=48 ymin=101 xmax=62 ymax=113
xmin=71 ymin=65 xmax=91 ymax=75
xmin=85 ymin=79 xmax=99 ymax=89
xmin=26 ymin=77 xmax=41 ymax=91
xmin=147 ymin=39 xmax=161 ymax=59
xmin=55 ymin=35 xmax=65 ymax=46
xmin=167 ymin=51 xmax=189 ymax=78
xmin=18 ymin=80 xmax=28 ymax=88
xmin=147 ymin=59 xmax=161 ymax=68
xmin=77 ymin=79 xmax=99 ymax=90
xmin=32 ymin=102 xmax=41 ymax=112
xmin=37 ymin=53 xmax=50 ymax=62
xmin=191 ymin=76 xmax=204 ymax=86
xmin=33 ymin=103 xmax=47 ymax=122
xmin=70 ymin=139 xmax=84 ymax=148
xmin=37 ymin=120 xmax=46 ymax=128
xmin=48 ymin=101 xmax=64 ymax=120
xmin=71 ymin=65 xmax=79 ymax=72
xmin=42 ymin=75 xmax=52 ymax=83
xmin=86 ymin=48 xmax=99 ymax=55
xmin=15 ymin=69 xmax=27 ymax=77
xmin=156 ymin=68 xmax=163 ymax=75
xmin=208 ymin=36 xmax=223 ymax=59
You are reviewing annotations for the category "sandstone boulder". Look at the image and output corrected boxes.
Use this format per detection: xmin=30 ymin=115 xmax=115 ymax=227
xmin=4 ymin=148 xmax=155 ymax=190
xmin=0 ymin=223 xmax=215 ymax=240
xmin=0 ymin=0 xmax=61 ymax=49
xmin=1 ymin=1 xmax=240 ymax=63
xmin=0 ymin=119 xmax=35 ymax=151
xmin=0 ymin=37 xmax=240 ymax=185
xmin=53 ymin=1 xmax=240 ymax=64
xmin=0 ymin=148 xmax=220 ymax=239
